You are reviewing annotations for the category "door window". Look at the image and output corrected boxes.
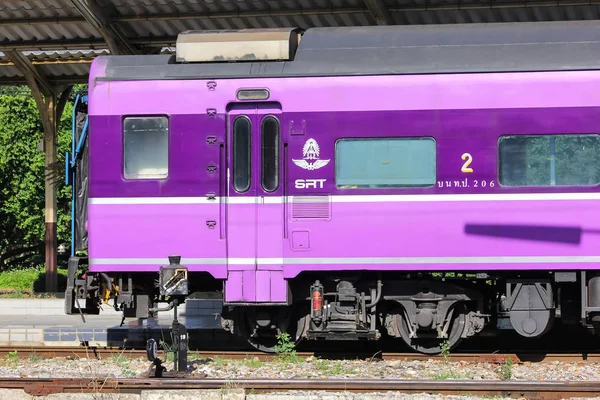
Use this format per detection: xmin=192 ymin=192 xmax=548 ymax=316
xmin=232 ymin=116 xmax=252 ymax=192
xmin=261 ymin=116 xmax=280 ymax=192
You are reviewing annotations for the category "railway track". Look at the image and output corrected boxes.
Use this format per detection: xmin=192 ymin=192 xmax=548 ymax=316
xmin=0 ymin=345 xmax=599 ymax=364
xmin=1 ymin=377 xmax=600 ymax=399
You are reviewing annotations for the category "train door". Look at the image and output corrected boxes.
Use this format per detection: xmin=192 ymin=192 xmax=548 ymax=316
xmin=226 ymin=103 xmax=283 ymax=301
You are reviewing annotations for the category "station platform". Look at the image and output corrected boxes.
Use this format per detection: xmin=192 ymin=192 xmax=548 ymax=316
xmin=0 ymin=297 xmax=246 ymax=349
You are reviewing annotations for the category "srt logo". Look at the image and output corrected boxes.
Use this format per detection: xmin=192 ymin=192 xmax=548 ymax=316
xmin=295 ymin=179 xmax=326 ymax=189
xmin=292 ymin=138 xmax=330 ymax=171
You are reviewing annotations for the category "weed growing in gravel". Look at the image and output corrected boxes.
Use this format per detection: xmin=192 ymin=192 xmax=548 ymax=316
xmin=440 ymin=340 xmax=451 ymax=363
xmin=431 ymin=369 xmax=474 ymax=380
xmin=274 ymin=332 xmax=301 ymax=363
xmin=159 ymin=340 xmax=175 ymax=362
xmin=497 ymin=358 xmax=513 ymax=380
xmin=240 ymin=358 xmax=264 ymax=368
xmin=315 ymin=359 xmax=355 ymax=376
xmin=3 ymin=350 xmax=18 ymax=367
xmin=119 ymin=363 xmax=137 ymax=377
xmin=211 ymin=356 xmax=229 ymax=367
xmin=429 ymin=340 xmax=474 ymax=380
xmin=109 ymin=354 xmax=128 ymax=364
xmin=28 ymin=352 xmax=39 ymax=363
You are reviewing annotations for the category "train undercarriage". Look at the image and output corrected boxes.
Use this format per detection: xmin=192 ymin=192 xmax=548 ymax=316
xmin=65 ymin=257 xmax=600 ymax=355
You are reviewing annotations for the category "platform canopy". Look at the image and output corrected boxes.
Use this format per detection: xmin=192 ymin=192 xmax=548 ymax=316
xmin=1 ymin=0 xmax=600 ymax=86
xmin=1 ymin=0 xmax=599 ymax=293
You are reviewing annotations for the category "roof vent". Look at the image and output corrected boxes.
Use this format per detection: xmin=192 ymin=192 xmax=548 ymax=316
xmin=176 ymin=28 xmax=301 ymax=63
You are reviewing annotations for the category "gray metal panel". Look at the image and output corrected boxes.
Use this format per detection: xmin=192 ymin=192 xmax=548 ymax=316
xmin=287 ymin=21 xmax=600 ymax=74
xmin=101 ymin=21 xmax=600 ymax=81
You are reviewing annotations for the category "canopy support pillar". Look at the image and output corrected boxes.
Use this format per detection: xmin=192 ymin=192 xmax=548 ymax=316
xmin=5 ymin=50 xmax=72 ymax=292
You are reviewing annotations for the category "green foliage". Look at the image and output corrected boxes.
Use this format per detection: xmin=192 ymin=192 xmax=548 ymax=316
xmin=440 ymin=340 xmax=451 ymax=363
xmin=3 ymin=350 xmax=18 ymax=367
xmin=0 ymin=87 xmax=77 ymax=272
xmin=0 ymin=267 xmax=47 ymax=290
xmin=239 ymin=358 xmax=264 ymax=368
xmin=315 ymin=359 xmax=354 ymax=376
xmin=0 ymin=266 xmax=68 ymax=294
xmin=274 ymin=332 xmax=300 ymax=363
xmin=497 ymin=358 xmax=513 ymax=380
xmin=28 ymin=352 xmax=40 ymax=363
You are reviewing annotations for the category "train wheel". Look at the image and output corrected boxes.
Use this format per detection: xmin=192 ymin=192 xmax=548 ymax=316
xmin=396 ymin=303 xmax=467 ymax=355
xmin=239 ymin=305 xmax=310 ymax=353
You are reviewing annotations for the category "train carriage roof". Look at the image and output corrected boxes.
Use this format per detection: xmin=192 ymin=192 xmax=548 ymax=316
xmin=99 ymin=20 xmax=600 ymax=81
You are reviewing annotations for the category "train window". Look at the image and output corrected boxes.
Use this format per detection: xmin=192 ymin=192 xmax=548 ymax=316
xmin=123 ymin=116 xmax=168 ymax=179
xmin=335 ymin=137 xmax=436 ymax=188
xmin=498 ymin=134 xmax=600 ymax=187
xmin=261 ymin=116 xmax=280 ymax=192
xmin=233 ymin=116 xmax=252 ymax=192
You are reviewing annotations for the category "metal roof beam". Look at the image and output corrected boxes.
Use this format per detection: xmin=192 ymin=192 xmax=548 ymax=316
xmin=364 ymin=0 xmax=392 ymax=25
xmin=0 ymin=36 xmax=175 ymax=51
xmin=68 ymin=0 xmax=137 ymax=55
xmin=0 ymin=76 xmax=89 ymax=85
xmin=0 ymin=58 xmax=95 ymax=67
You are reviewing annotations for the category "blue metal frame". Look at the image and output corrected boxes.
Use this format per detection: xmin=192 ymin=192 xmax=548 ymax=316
xmin=65 ymin=94 xmax=89 ymax=257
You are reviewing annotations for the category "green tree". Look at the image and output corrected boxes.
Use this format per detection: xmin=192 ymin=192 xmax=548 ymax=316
xmin=0 ymin=88 xmax=74 ymax=270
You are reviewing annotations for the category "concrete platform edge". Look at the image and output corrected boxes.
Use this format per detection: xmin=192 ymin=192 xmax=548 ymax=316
xmin=0 ymin=298 xmax=222 ymax=317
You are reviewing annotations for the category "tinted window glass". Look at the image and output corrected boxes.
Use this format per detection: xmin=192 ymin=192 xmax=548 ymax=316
xmin=261 ymin=116 xmax=280 ymax=192
xmin=123 ymin=116 xmax=168 ymax=179
xmin=335 ymin=137 xmax=436 ymax=188
xmin=498 ymin=134 xmax=600 ymax=187
xmin=233 ymin=116 xmax=251 ymax=192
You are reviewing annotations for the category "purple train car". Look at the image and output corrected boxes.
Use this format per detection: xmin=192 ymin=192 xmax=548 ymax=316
xmin=65 ymin=20 xmax=600 ymax=354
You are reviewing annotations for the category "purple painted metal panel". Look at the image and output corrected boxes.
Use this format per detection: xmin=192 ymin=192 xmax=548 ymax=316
xmin=225 ymin=271 xmax=243 ymax=302
xmin=243 ymin=270 xmax=256 ymax=302
xmin=282 ymin=263 xmax=595 ymax=277
xmin=282 ymin=108 xmax=600 ymax=197
xmin=226 ymin=203 xmax=256 ymax=260
xmin=88 ymin=114 xmax=222 ymax=198
xmin=256 ymin=271 xmax=271 ymax=302
xmin=223 ymin=271 xmax=286 ymax=302
xmin=88 ymin=71 xmax=600 ymax=116
xmin=282 ymin=199 xmax=600 ymax=277
xmin=256 ymin=200 xmax=284 ymax=269
xmin=87 ymin=203 xmax=222 ymax=257
xmin=291 ymin=231 xmax=310 ymax=251
xmin=270 ymin=271 xmax=287 ymax=303
xmin=227 ymin=265 xmax=257 ymax=271
xmin=85 ymin=63 xmax=600 ymax=305
xmin=224 ymin=105 xmax=285 ymax=301
xmin=87 ymin=203 xmax=227 ymax=278
xmin=89 ymin=264 xmax=226 ymax=278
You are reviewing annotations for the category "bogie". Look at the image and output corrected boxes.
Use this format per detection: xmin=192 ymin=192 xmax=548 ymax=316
xmin=67 ymin=266 xmax=600 ymax=354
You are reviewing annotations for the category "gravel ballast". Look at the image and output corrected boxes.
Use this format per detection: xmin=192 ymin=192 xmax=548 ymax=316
xmin=0 ymin=353 xmax=599 ymax=381
xmin=1 ymin=354 xmax=600 ymax=399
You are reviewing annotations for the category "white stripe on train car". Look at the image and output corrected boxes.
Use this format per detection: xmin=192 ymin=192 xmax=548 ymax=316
xmin=88 ymin=192 xmax=600 ymax=205
xmin=89 ymin=256 xmax=600 ymax=265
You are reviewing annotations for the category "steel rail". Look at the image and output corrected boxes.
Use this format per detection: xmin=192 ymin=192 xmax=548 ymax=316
xmin=1 ymin=377 xmax=600 ymax=399
xmin=0 ymin=346 xmax=599 ymax=363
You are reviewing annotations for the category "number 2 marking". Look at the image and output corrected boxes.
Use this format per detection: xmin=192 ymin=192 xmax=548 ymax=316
xmin=461 ymin=153 xmax=473 ymax=173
